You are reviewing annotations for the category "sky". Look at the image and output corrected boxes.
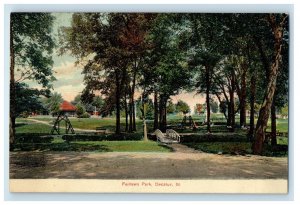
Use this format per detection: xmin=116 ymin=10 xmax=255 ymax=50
xmin=22 ymin=12 xmax=206 ymax=114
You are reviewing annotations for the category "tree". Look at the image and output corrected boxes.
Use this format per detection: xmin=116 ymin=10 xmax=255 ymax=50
xmin=10 ymin=13 xmax=56 ymax=147
xmin=176 ymin=100 xmax=190 ymax=115
xmin=210 ymin=99 xmax=219 ymax=113
xmin=41 ymin=92 xmax=63 ymax=116
xmin=136 ymin=96 xmax=154 ymax=120
xmin=71 ymin=94 xmax=82 ymax=105
xmin=252 ymin=14 xmax=288 ymax=154
xmin=280 ymin=105 xmax=288 ymax=118
xmin=141 ymin=14 xmax=191 ymax=131
xmin=166 ymin=100 xmax=176 ymax=114
xmin=91 ymin=96 xmax=105 ymax=112
xmin=219 ymin=100 xmax=228 ymax=119
xmin=76 ymin=103 xmax=86 ymax=117
xmin=15 ymin=82 xmax=48 ymax=117
xmin=186 ymin=14 xmax=223 ymax=133
xmin=60 ymin=13 xmax=154 ymax=134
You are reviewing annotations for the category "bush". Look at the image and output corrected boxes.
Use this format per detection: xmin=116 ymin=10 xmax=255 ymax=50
xmin=15 ymin=133 xmax=54 ymax=143
xmin=78 ymin=112 xmax=90 ymax=118
xmin=180 ymin=133 xmax=247 ymax=143
xmin=62 ymin=132 xmax=143 ymax=142
xmin=19 ymin=111 xmax=30 ymax=118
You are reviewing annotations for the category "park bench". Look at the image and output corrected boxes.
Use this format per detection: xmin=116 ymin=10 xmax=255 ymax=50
xmin=96 ymin=127 xmax=107 ymax=134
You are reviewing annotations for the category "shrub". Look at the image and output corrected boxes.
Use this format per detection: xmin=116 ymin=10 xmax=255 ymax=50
xmin=180 ymin=133 xmax=247 ymax=143
xmin=79 ymin=112 xmax=90 ymax=118
xmin=15 ymin=133 xmax=54 ymax=143
xmin=19 ymin=111 xmax=30 ymax=118
xmin=62 ymin=133 xmax=143 ymax=142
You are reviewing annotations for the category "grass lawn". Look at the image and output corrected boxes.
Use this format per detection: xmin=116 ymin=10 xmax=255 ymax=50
xmin=183 ymin=136 xmax=288 ymax=157
xmin=266 ymin=118 xmax=289 ymax=133
xmin=74 ymin=141 xmax=170 ymax=152
xmin=21 ymin=115 xmax=289 ymax=133
xmin=13 ymin=137 xmax=171 ymax=152
xmin=15 ymin=122 xmax=52 ymax=134
xmin=14 ymin=115 xmax=288 ymax=156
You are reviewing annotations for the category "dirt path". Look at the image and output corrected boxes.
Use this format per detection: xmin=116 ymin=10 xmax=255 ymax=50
xmin=27 ymin=119 xmax=96 ymax=133
xmin=10 ymin=151 xmax=288 ymax=179
xmin=168 ymin=143 xmax=203 ymax=153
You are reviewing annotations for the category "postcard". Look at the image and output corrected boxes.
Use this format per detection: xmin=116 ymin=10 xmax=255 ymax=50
xmin=9 ymin=11 xmax=289 ymax=194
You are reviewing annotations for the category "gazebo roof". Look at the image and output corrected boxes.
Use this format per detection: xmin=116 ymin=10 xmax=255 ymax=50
xmin=60 ymin=100 xmax=76 ymax=111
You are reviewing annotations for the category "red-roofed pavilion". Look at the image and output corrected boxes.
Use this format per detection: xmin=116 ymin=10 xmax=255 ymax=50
xmin=60 ymin=100 xmax=76 ymax=116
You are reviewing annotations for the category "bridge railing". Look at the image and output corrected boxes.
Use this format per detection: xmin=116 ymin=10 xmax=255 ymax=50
xmin=154 ymin=129 xmax=166 ymax=143
xmin=166 ymin=129 xmax=181 ymax=143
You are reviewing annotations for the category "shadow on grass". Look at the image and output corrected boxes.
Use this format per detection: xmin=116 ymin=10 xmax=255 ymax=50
xmin=13 ymin=142 xmax=111 ymax=152
xmin=15 ymin=123 xmax=28 ymax=128
xmin=157 ymin=143 xmax=174 ymax=152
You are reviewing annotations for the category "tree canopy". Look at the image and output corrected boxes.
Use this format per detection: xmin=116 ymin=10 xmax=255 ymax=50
xmin=10 ymin=12 xmax=288 ymax=156
xmin=10 ymin=13 xmax=56 ymax=146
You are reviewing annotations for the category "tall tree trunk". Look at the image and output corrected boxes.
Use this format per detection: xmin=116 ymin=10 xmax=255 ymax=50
xmin=240 ymin=63 xmax=247 ymax=127
xmin=159 ymin=95 xmax=163 ymax=130
xmin=205 ymin=65 xmax=211 ymax=133
xmin=220 ymin=85 xmax=231 ymax=125
xmin=10 ymin=22 xmax=16 ymax=150
xmin=142 ymin=96 xmax=148 ymax=141
xmin=124 ymin=94 xmax=128 ymax=132
xmin=131 ymin=68 xmax=137 ymax=132
xmin=129 ymin=98 xmax=133 ymax=132
xmin=252 ymin=14 xmax=286 ymax=155
xmin=163 ymin=101 xmax=167 ymax=131
xmin=131 ymin=94 xmax=136 ymax=131
xmin=227 ymin=101 xmax=231 ymax=126
xmin=271 ymin=101 xmax=277 ymax=146
xmin=249 ymin=75 xmax=256 ymax=141
xmin=153 ymin=90 xmax=159 ymax=130
xmin=229 ymin=69 xmax=235 ymax=132
xmin=159 ymin=95 xmax=167 ymax=132
xmin=115 ymin=71 xmax=121 ymax=135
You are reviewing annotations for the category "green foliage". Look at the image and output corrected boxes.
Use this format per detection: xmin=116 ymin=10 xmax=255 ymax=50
xmin=280 ymin=104 xmax=288 ymax=118
xmin=62 ymin=133 xmax=143 ymax=141
xmin=92 ymin=96 xmax=105 ymax=112
xmin=12 ymin=13 xmax=56 ymax=88
xmin=136 ymin=96 xmax=155 ymax=120
xmin=41 ymin=92 xmax=63 ymax=116
xmin=19 ymin=112 xmax=30 ymax=118
xmin=185 ymin=142 xmax=251 ymax=155
xmin=80 ymin=112 xmax=91 ymax=118
xmin=76 ymin=103 xmax=86 ymax=117
xmin=71 ymin=94 xmax=81 ymax=105
xmin=15 ymin=82 xmax=46 ymax=117
xmin=141 ymin=14 xmax=192 ymax=106
xmin=166 ymin=100 xmax=176 ymax=114
xmin=176 ymin=100 xmax=190 ymax=114
xmin=210 ymin=99 xmax=219 ymax=113
xmin=219 ymin=100 xmax=227 ymax=118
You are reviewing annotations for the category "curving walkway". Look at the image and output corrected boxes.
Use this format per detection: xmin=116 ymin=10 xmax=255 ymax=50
xmin=27 ymin=118 xmax=96 ymax=133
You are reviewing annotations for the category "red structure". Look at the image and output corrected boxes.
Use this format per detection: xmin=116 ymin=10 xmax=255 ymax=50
xmin=59 ymin=100 xmax=76 ymax=116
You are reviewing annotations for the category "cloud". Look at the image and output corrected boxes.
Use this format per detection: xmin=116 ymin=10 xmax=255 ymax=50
xmin=53 ymin=61 xmax=84 ymax=85
xmin=54 ymin=84 xmax=85 ymax=102
xmin=51 ymin=61 xmax=85 ymax=101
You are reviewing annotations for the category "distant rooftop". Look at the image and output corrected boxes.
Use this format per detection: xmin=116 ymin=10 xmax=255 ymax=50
xmin=60 ymin=100 xmax=76 ymax=111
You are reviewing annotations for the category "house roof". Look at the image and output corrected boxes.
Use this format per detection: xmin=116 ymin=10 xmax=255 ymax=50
xmin=60 ymin=101 xmax=76 ymax=111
